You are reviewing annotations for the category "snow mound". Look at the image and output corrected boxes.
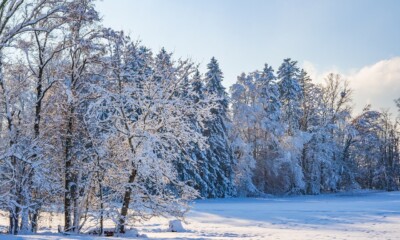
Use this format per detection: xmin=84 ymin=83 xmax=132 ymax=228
xmin=168 ymin=220 xmax=186 ymax=232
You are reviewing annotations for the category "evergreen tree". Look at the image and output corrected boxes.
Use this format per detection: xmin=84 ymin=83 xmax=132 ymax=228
xmin=277 ymin=58 xmax=303 ymax=135
xmin=192 ymin=70 xmax=204 ymax=102
xmin=200 ymin=57 xmax=236 ymax=198
xmin=256 ymin=64 xmax=281 ymax=123
xmin=276 ymin=59 xmax=306 ymax=194
xmin=206 ymin=57 xmax=229 ymax=112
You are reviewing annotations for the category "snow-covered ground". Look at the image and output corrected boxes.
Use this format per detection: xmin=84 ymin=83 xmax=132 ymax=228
xmin=1 ymin=191 xmax=399 ymax=239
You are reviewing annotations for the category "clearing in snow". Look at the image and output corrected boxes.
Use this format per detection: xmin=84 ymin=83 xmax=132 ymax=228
xmin=0 ymin=191 xmax=399 ymax=239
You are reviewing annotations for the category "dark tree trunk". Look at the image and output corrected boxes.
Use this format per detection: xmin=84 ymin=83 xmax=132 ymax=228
xmin=98 ymin=167 xmax=104 ymax=236
xmin=301 ymin=146 xmax=310 ymax=194
xmin=64 ymin=106 xmax=75 ymax=232
xmin=9 ymin=206 xmax=20 ymax=235
xmin=29 ymin=71 xmax=43 ymax=233
xmin=118 ymin=168 xmax=137 ymax=234
xmin=31 ymin=212 xmax=38 ymax=233
xmin=34 ymin=69 xmax=42 ymax=137
xmin=99 ymin=185 xmax=104 ymax=236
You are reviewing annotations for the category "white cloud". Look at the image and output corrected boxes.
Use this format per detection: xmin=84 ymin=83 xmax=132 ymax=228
xmin=302 ymin=61 xmax=318 ymax=83
xmin=303 ymin=57 xmax=400 ymax=115
xmin=302 ymin=61 xmax=341 ymax=85
xmin=348 ymin=57 xmax=400 ymax=114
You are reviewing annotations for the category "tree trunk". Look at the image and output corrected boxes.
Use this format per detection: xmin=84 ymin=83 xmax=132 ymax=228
xmin=64 ymin=106 xmax=75 ymax=232
xmin=98 ymin=175 xmax=104 ymax=235
xmin=301 ymin=146 xmax=309 ymax=194
xmin=20 ymin=208 xmax=29 ymax=233
xmin=72 ymin=189 xmax=80 ymax=233
xmin=31 ymin=211 xmax=39 ymax=233
xmin=30 ymin=36 xmax=50 ymax=231
xmin=118 ymin=168 xmax=137 ymax=234
xmin=9 ymin=206 xmax=20 ymax=235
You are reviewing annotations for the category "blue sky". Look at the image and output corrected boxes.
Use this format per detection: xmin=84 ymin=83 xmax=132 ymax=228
xmin=96 ymin=0 xmax=400 ymax=114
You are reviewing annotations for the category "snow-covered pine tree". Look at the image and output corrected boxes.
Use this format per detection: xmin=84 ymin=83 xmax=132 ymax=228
xmin=174 ymin=70 xmax=209 ymax=197
xmin=192 ymin=70 xmax=205 ymax=101
xmin=252 ymin=65 xmax=285 ymax=194
xmin=230 ymin=63 xmax=302 ymax=195
xmin=277 ymin=58 xmax=303 ymax=135
xmin=229 ymin=130 xmax=257 ymax=196
xmin=276 ymin=59 xmax=306 ymax=194
xmin=256 ymin=64 xmax=281 ymax=124
xmin=229 ymin=72 xmax=258 ymax=196
xmin=154 ymin=47 xmax=174 ymax=84
xmin=201 ymin=57 xmax=236 ymax=198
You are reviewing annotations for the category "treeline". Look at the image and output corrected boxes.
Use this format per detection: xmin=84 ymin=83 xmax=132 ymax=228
xmin=230 ymin=61 xmax=400 ymax=195
xmin=0 ymin=0 xmax=399 ymax=236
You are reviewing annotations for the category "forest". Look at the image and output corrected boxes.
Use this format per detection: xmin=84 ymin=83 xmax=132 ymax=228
xmin=0 ymin=0 xmax=399 ymax=236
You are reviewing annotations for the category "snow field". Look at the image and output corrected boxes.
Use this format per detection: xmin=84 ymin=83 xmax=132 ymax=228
xmin=1 ymin=191 xmax=399 ymax=239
